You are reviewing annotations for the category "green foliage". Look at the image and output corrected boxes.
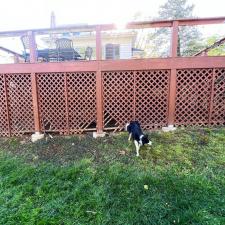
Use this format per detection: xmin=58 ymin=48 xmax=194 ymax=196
xmin=0 ymin=127 xmax=225 ymax=224
xmin=206 ymin=36 xmax=225 ymax=56
xmin=158 ymin=0 xmax=194 ymax=20
xmin=152 ymin=0 xmax=202 ymax=56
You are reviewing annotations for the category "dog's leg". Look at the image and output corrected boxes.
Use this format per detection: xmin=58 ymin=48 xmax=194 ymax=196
xmin=128 ymin=133 xmax=132 ymax=141
xmin=134 ymin=140 xmax=140 ymax=156
xmin=148 ymin=141 xmax=152 ymax=145
xmin=125 ymin=123 xmax=129 ymax=131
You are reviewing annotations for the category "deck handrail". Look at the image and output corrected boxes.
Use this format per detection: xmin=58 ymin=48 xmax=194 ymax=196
xmin=0 ymin=16 xmax=224 ymax=37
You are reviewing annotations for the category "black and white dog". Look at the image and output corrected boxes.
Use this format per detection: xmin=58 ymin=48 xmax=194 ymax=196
xmin=125 ymin=121 xmax=152 ymax=156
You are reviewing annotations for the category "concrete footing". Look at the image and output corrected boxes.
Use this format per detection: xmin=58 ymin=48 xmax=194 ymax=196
xmin=162 ymin=125 xmax=177 ymax=132
xmin=93 ymin=132 xmax=106 ymax=138
xmin=31 ymin=132 xmax=44 ymax=142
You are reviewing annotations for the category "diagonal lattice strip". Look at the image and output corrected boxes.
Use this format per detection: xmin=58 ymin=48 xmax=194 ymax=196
xmin=175 ymin=69 xmax=212 ymax=126
xmin=67 ymin=72 xmax=96 ymax=133
xmin=103 ymin=71 xmax=135 ymax=130
xmin=135 ymin=70 xmax=170 ymax=130
xmin=0 ymin=74 xmax=9 ymax=136
xmin=37 ymin=73 xmax=67 ymax=133
xmin=6 ymin=73 xmax=34 ymax=135
xmin=211 ymin=68 xmax=225 ymax=125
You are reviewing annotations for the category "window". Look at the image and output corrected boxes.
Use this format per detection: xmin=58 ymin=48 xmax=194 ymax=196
xmin=105 ymin=44 xmax=120 ymax=59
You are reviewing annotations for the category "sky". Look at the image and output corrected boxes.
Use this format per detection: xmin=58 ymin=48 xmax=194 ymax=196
xmin=0 ymin=0 xmax=224 ymax=58
xmin=0 ymin=0 xmax=224 ymax=31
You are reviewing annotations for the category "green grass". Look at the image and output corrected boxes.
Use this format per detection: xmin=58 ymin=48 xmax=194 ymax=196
xmin=0 ymin=127 xmax=224 ymax=225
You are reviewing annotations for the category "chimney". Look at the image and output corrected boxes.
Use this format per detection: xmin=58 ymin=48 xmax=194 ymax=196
xmin=50 ymin=11 xmax=56 ymax=28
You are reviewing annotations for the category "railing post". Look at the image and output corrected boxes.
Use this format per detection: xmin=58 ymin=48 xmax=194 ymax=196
xmin=31 ymin=72 xmax=44 ymax=142
xmin=28 ymin=31 xmax=37 ymax=63
xmin=96 ymin=25 xmax=102 ymax=61
xmin=167 ymin=69 xmax=177 ymax=126
xmin=170 ymin=21 xmax=179 ymax=58
xmin=94 ymin=25 xmax=105 ymax=137
xmin=64 ymin=74 xmax=70 ymax=134
xmin=164 ymin=21 xmax=179 ymax=131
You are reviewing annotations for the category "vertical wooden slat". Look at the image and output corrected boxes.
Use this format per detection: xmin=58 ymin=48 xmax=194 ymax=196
xmin=96 ymin=26 xmax=104 ymax=133
xmin=64 ymin=73 xmax=70 ymax=134
xmin=208 ymin=68 xmax=216 ymax=124
xmin=3 ymin=74 xmax=11 ymax=136
xmin=96 ymin=25 xmax=102 ymax=60
xmin=168 ymin=69 xmax=177 ymax=125
xmin=170 ymin=21 xmax=179 ymax=57
xmin=96 ymin=70 xmax=103 ymax=133
xmin=31 ymin=72 xmax=40 ymax=132
xmin=133 ymin=71 xmax=136 ymax=121
xmin=168 ymin=20 xmax=179 ymax=125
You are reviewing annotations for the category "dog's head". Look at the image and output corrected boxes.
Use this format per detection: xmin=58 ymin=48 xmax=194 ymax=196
xmin=125 ymin=121 xmax=140 ymax=132
xmin=140 ymin=134 xmax=152 ymax=146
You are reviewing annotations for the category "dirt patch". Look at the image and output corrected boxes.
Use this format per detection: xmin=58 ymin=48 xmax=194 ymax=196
xmin=0 ymin=127 xmax=224 ymax=167
xmin=0 ymin=132 xmax=135 ymax=165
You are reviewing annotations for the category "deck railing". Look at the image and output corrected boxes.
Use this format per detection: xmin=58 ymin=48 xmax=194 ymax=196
xmin=0 ymin=17 xmax=225 ymax=136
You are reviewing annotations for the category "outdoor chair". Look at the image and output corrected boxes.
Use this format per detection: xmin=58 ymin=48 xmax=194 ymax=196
xmin=55 ymin=38 xmax=79 ymax=61
xmin=20 ymin=35 xmax=30 ymax=62
xmin=21 ymin=35 xmax=47 ymax=62
xmin=84 ymin=46 xmax=93 ymax=60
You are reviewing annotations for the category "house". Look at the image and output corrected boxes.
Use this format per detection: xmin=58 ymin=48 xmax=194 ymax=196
xmin=41 ymin=12 xmax=139 ymax=60
xmin=42 ymin=29 xmax=137 ymax=60
xmin=0 ymin=13 xmax=142 ymax=63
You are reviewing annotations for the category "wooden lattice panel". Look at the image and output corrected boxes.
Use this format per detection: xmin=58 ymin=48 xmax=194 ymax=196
xmin=175 ymin=69 xmax=212 ymax=126
xmin=6 ymin=73 xmax=34 ymax=135
xmin=211 ymin=68 xmax=225 ymax=125
xmin=67 ymin=72 xmax=96 ymax=133
xmin=37 ymin=73 xmax=67 ymax=133
xmin=103 ymin=70 xmax=170 ymax=131
xmin=103 ymin=71 xmax=135 ymax=130
xmin=0 ymin=75 xmax=9 ymax=136
xmin=135 ymin=70 xmax=170 ymax=130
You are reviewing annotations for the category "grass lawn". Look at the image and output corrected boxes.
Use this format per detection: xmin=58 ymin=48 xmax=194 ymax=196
xmin=0 ymin=127 xmax=224 ymax=225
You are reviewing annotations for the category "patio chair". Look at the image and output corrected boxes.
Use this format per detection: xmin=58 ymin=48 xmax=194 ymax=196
xmin=55 ymin=38 xmax=79 ymax=61
xmin=20 ymin=35 xmax=30 ymax=62
xmin=21 ymin=35 xmax=51 ymax=62
xmin=84 ymin=46 xmax=93 ymax=60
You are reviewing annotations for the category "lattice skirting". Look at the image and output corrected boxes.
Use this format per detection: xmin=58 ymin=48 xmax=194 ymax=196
xmin=0 ymin=73 xmax=34 ymax=136
xmin=36 ymin=72 xmax=96 ymax=134
xmin=0 ymin=68 xmax=224 ymax=136
xmin=175 ymin=68 xmax=225 ymax=126
xmin=175 ymin=69 xmax=212 ymax=125
xmin=102 ymin=70 xmax=170 ymax=131
xmin=211 ymin=68 xmax=225 ymax=125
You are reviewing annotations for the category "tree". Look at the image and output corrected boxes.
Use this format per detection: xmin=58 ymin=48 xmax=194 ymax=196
xmin=158 ymin=0 xmax=194 ymax=20
xmin=206 ymin=36 xmax=225 ymax=56
xmin=151 ymin=0 xmax=203 ymax=57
